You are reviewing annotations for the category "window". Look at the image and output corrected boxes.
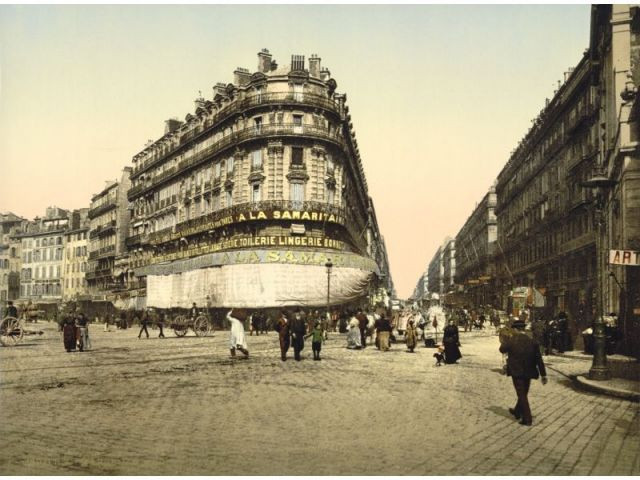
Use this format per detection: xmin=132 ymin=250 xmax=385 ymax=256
xmin=213 ymin=192 xmax=220 ymax=210
xmin=291 ymin=147 xmax=304 ymax=166
xmin=293 ymin=114 xmax=303 ymax=133
xmin=214 ymin=162 xmax=222 ymax=179
xmin=290 ymin=182 xmax=305 ymax=205
xmin=255 ymin=87 xmax=263 ymax=102
xmin=254 ymin=116 xmax=263 ymax=134
xmin=252 ymin=150 xmax=263 ymax=170
xmin=327 ymin=187 xmax=335 ymax=204
xmin=252 ymin=183 xmax=262 ymax=202
xmin=327 ymin=156 xmax=335 ymax=175
xmin=225 ymin=190 xmax=233 ymax=207
xmin=293 ymin=83 xmax=303 ymax=102
xmin=227 ymin=156 xmax=234 ymax=174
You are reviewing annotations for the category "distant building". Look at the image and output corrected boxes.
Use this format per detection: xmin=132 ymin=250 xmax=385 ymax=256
xmin=86 ymin=169 xmax=132 ymax=300
xmin=454 ymin=185 xmax=498 ymax=307
xmin=62 ymin=209 xmax=90 ymax=301
xmin=442 ymin=238 xmax=456 ymax=294
xmin=0 ymin=213 xmax=27 ymax=302
xmin=17 ymin=207 xmax=71 ymax=302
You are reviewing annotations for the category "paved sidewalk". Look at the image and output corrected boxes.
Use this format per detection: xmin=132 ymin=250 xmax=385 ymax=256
xmin=542 ymin=350 xmax=640 ymax=401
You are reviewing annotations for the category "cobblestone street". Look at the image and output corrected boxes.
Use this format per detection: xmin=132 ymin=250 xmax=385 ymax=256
xmin=1 ymin=322 xmax=638 ymax=475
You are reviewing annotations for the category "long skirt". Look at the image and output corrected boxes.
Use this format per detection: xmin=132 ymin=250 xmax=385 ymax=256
xmin=443 ymin=338 xmax=461 ymax=363
xmin=378 ymin=331 xmax=390 ymax=351
xmin=347 ymin=327 xmax=362 ymax=348
xmin=63 ymin=324 xmax=76 ymax=351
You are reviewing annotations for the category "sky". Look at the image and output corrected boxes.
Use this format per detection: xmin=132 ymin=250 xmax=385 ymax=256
xmin=0 ymin=5 xmax=591 ymax=298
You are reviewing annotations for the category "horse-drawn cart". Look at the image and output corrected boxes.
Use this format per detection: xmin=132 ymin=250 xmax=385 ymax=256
xmin=169 ymin=313 xmax=214 ymax=337
xmin=0 ymin=316 xmax=44 ymax=347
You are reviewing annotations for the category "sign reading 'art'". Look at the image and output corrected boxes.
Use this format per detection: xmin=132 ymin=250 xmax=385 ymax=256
xmin=609 ymin=249 xmax=640 ymax=266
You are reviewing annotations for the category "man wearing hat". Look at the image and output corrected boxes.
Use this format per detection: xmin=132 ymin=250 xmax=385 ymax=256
xmin=499 ymin=318 xmax=548 ymax=426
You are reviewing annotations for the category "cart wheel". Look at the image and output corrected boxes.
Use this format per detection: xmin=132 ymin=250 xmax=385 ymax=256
xmin=0 ymin=317 xmax=24 ymax=347
xmin=193 ymin=315 xmax=213 ymax=337
xmin=173 ymin=315 xmax=188 ymax=337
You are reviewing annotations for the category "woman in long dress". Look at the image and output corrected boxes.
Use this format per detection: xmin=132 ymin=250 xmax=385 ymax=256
xmin=346 ymin=315 xmax=362 ymax=349
xmin=227 ymin=309 xmax=249 ymax=358
xmin=405 ymin=318 xmax=418 ymax=353
xmin=442 ymin=320 xmax=462 ymax=364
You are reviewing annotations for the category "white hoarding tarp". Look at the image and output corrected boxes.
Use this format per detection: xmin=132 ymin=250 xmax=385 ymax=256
xmin=146 ymin=263 xmax=373 ymax=308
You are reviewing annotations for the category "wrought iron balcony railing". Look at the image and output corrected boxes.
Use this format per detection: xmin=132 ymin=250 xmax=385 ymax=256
xmin=128 ymin=123 xmax=346 ymax=200
xmin=131 ymin=92 xmax=343 ymax=178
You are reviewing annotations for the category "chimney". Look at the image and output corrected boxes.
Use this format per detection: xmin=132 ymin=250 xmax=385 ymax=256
xmin=309 ymin=54 xmax=321 ymax=78
xmin=234 ymin=67 xmax=251 ymax=86
xmin=257 ymin=49 xmax=272 ymax=73
xmin=270 ymin=59 xmax=278 ymax=71
xmin=291 ymin=54 xmax=305 ymax=72
xmin=320 ymin=67 xmax=331 ymax=81
xmin=213 ymin=82 xmax=227 ymax=98
xmin=164 ymin=118 xmax=183 ymax=135
xmin=194 ymin=92 xmax=206 ymax=110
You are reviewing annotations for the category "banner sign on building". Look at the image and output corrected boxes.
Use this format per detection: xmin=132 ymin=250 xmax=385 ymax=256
xmin=609 ymin=249 xmax=640 ymax=266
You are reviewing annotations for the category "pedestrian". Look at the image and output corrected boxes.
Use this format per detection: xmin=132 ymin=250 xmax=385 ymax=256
xmin=274 ymin=310 xmax=290 ymax=361
xmin=103 ymin=314 xmax=110 ymax=332
xmin=62 ymin=311 xmax=77 ymax=352
xmin=75 ymin=311 xmax=91 ymax=351
xmin=138 ymin=309 xmax=150 ymax=339
xmin=346 ymin=314 xmax=362 ymax=349
xmin=306 ymin=320 xmax=324 ymax=361
xmin=375 ymin=313 xmax=392 ymax=351
xmin=499 ymin=318 xmax=548 ymax=426
xmin=356 ymin=309 xmax=368 ymax=348
xmin=442 ymin=320 xmax=462 ymax=364
xmin=227 ymin=308 xmax=249 ymax=358
xmin=405 ymin=318 xmax=418 ymax=353
xmin=290 ymin=308 xmax=306 ymax=361
xmin=250 ymin=311 xmax=260 ymax=336
xmin=157 ymin=311 xmax=166 ymax=338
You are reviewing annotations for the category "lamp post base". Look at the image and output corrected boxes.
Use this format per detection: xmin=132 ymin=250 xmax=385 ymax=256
xmin=588 ymin=365 xmax=612 ymax=381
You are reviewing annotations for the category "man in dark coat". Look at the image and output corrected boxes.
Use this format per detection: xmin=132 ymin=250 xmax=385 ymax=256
xmin=6 ymin=301 xmax=18 ymax=319
xmin=499 ymin=319 xmax=548 ymax=426
xmin=290 ymin=309 xmax=307 ymax=361
xmin=356 ymin=309 xmax=368 ymax=348
xmin=274 ymin=311 xmax=290 ymax=361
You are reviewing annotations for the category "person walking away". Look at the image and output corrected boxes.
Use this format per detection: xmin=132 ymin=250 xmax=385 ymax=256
xmin=76 ymin=311 xmax=91 ymax=351
xmin=290 ymin=308 xmax=307 ymax=361
xmin=531 ymin=317 xmax=546 ymax=357
xmin=227 ymin=309 xmax=249 ymax=358
xmin=556 ymin=311 xmax=569 ymax=353
xmin=306 ymin=320 xmax=324 ymax=360
xmin=346 ymin=314 xmax=362 ymax=349
xmin=405 ymin=318 xmax=418 ymax=353
xmin=499 ymin=319 xmax=547 ymax=426
xmin=376 ymin=313 xmax=392 ymax=351
xmin=274 ymin=311 xmax=290 ymax=361
xmin=138 ymin=309 xmax=150 ymax=339
xmin=442 ymin=320 xmax=462 ymax=364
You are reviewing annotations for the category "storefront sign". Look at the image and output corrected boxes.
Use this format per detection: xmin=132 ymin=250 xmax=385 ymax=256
xmin=136 ymin=248 xmax=379 ymax=277
xmin=150 ymin=235 xmax=346 ymax=265
xmin=609 ymin=249 xmax=640 ymax=266
xmin=150 ymin=208 xmax=346 ymax=245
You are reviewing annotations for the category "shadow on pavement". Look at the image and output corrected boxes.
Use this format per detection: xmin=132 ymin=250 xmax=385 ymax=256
xmin=486 ymin=405 xmax=514 ymax=420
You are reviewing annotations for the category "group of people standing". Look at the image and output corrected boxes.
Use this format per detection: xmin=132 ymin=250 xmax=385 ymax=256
xmin=59 ymin=307 xmax=91 ymax=352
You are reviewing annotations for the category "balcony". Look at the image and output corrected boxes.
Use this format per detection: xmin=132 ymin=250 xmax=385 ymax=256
xmin=131 ymin=92 xmax=343 ymax=179
xmin=88 ymin=199 xmax=117 ymax=219
xmin=128 ymin=123 xmax=346 ymax=200
xmin=85 ymin=267 xmax=113 ymax=281
xmin=566 ymin=103 xmax=596 ymax=135
xmin=88 ymin=244 xmax=116 ymax=260
xmin=125 ymin=233 xmax=149 ymax=248
xmin=89 ymin=220 xmax=116 ymax=239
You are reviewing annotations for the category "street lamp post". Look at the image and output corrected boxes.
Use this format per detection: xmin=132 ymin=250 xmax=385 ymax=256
xmin=582 ymin=171 xmax=617 ymax=381
xmin=325 ymin=259 xmax=333 ymax=320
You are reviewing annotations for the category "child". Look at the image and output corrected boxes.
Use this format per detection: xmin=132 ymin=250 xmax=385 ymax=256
xmin=306 ymin=320 xmax=324 ymax=361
